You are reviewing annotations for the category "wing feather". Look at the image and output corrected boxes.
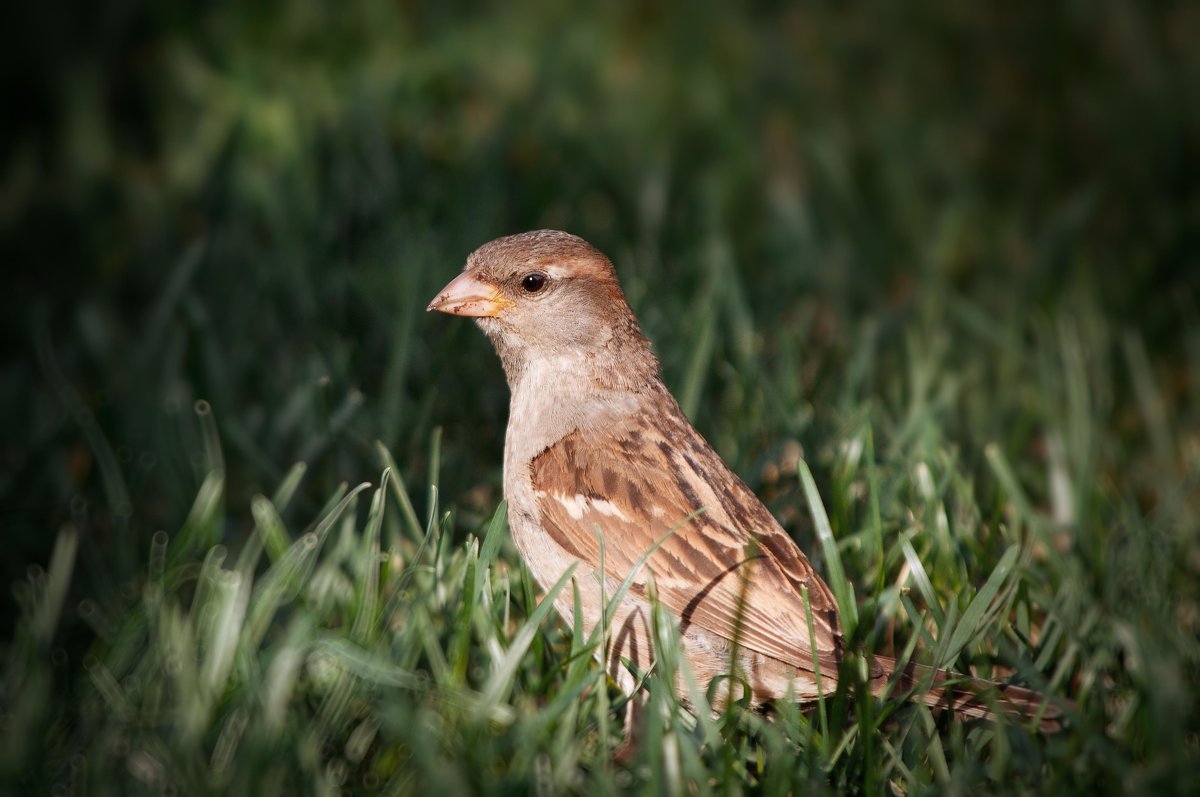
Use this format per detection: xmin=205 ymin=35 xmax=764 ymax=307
xmin=529 ymin=392 xmax=843 ymax=671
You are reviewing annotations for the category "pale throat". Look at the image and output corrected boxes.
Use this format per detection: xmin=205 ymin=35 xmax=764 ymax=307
xmin=502 ymin=349 xmax=643 ymax=469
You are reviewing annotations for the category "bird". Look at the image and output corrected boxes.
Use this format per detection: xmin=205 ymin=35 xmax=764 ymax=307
xmin=427 ymin=229 xmax=1063 ymax=732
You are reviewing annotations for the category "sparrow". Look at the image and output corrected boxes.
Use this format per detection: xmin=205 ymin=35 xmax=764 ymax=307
xmin=428 ymin=229 xmax=1062 ymax=731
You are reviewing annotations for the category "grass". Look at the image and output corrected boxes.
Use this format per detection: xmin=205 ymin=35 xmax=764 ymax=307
xmin=5 ymin=301 xmax=1197 ymax=793
xmin=3 ymin=1 xmax=1199 ymax=794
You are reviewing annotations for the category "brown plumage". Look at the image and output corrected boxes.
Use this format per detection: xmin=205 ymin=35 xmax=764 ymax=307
xmin=428 ymin=229 xmax=1064 ymax=732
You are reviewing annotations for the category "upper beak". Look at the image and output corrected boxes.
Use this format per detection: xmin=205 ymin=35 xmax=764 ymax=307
xmin=426 ymin=271 xmax=514 ymax=317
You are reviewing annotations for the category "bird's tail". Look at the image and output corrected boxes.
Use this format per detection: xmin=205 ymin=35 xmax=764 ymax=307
xmin=870 ymin=655 xmax=1066 ymax=732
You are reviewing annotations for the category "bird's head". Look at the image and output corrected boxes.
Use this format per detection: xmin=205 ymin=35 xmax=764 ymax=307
xmin=428 ymin=230 xmax=656 ymax=387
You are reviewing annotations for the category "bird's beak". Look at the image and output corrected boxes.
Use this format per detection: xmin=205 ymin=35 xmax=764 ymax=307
xmin=426 ymin=272 xmax=514 ymax=317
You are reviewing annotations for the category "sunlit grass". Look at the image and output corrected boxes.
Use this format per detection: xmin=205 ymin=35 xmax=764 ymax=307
xmin=6 ymin=295 xmax=1198 ymax=793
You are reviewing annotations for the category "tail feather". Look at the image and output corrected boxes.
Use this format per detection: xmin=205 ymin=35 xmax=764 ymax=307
xmin=871 ymin=655 xmax=1066 ymax=732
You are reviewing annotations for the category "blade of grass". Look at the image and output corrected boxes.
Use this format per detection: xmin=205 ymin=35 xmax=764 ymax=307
xmin=376 ymin=441 xmax=424 ymax=543
xmin=942 ymin=545 xmax=1019 ymax=664
xmin=351 ymin=471 xmax=387 ymax=645
xmin=271 ymin=462 xmax=308 ymax=512
xmin=798 ymin=458 xmax=858 ymax=633
xmin=900 ymin=538 xmax=944 ymax=627
xmin=480 ymin=564 xmax=577 ymax=711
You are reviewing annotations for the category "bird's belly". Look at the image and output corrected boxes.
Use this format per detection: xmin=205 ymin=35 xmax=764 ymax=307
xmin=505 ymin=503 xmax=823 ymax=705
xmin=504 ymin=502 xmax=651 ymax=686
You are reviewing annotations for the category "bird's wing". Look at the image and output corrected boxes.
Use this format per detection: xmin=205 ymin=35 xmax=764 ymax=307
xmin=528 ymin=392 xmax=844 ymax=671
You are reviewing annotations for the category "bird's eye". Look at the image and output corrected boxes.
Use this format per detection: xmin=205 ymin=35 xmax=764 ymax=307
xmin=521 ymin=273 xmax=548 ymax=293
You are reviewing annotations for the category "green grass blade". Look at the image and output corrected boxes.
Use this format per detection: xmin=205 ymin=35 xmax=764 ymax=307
xmin=943 ymin=545 xmax=1019 ymax=665
xmin=480 ymin=564 xmax=577 ymax=712
xmin=798 ymin=458 xmax=858 ymax=633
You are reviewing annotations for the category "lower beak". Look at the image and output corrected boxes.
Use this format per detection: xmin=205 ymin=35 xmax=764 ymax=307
xmin=426 ymin=272 xmax=514 ymax=317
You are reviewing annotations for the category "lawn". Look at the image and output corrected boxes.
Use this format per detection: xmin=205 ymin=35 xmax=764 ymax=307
xmin=2 ymin=2 xmax=1198 ymax=794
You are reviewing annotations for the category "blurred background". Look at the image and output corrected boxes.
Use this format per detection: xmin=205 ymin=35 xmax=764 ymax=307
xmin=3 ymin=0 xmax=1197 ymax=639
